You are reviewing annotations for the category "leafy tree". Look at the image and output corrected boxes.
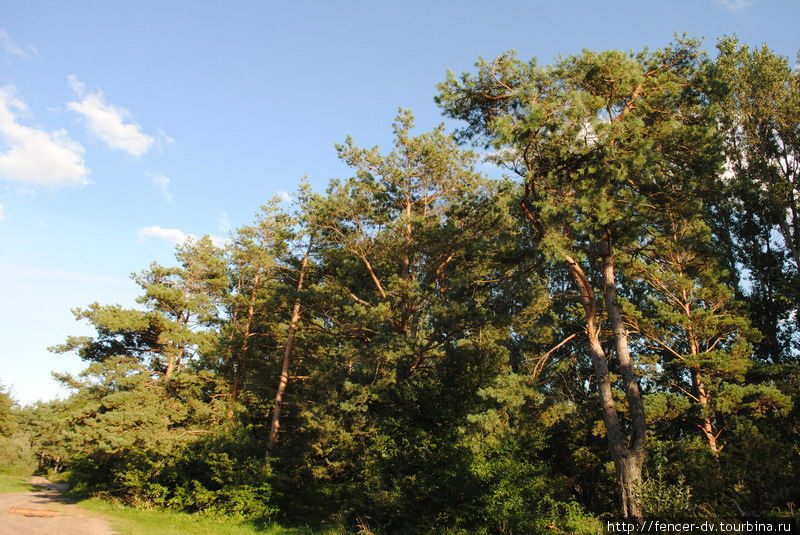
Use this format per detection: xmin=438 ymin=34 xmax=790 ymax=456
xmin=712 ymin=36 xmax=800 ymax=363
xmin=53 ymin=357 xmax=273 ymax=517
xmin=0 ymin=384 xmax=36 ymax=476
xmin=0 ymin=383 xmax=15 ymax=437
xmin=15 ymin=399 xmax=77 ymax=473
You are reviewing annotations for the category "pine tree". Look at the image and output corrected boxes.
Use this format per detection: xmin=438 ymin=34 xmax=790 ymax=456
xmin=278 ymin=111 xmax=526 ymax=528
xmin=223 ymin=199 xmax=293 ymax=417
xmin=52 ymin=236 xmax=228 ymax=377
xmin=625 ymin=204 xmax=788 ymax=455
xmin=435 ymin=38 xmax=717 ymax=519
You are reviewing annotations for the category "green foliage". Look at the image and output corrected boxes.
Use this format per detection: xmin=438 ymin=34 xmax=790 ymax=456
xmin=635 ymin=475 xmax=693 ymax=520
xmin=50 ymin=236 xmax=227 ymax=378
xmin=0 ymin=385 xmax=16 ymax=437
xmin=0 ymin=385 xmax=35 ymax=476
xmin=710 ymin=36 xmax=800 ymax=363
xmin=634 ymin=443 xmax=694 ymax=518
xmin=0 ymin=434 xmax=36 ymax=476
xmin=47 ymin=358 xmax=277 ymax=519
xmin=77 ymin=496 xmax=325 ymax=535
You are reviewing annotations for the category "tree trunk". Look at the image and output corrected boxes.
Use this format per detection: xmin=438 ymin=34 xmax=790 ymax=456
xmin=563 ymin=250 xmax=644 ymax=520
xmin=403 ymin=190 xmax=412 ymax=281
xmin=601 ymin=236 xmax=647 ymax=449
xmin=777 ymin=216 xmax=800 ymax=275
xmin=601 ymin=232 xmax=646 ymax=519
xmin=685 ymin=314 xmax=722 ymax=455
xmin=165 ymin=353 xmax=176 ymax=378
xmin=692 ymin=369 xmax=720 ymax=455
xmin=524 ymin=200 xmax=645 ymax=518
xmin=267 ymin=239 xmax=312 ymax=451
xmin=617 ymin=454 xmax=643 ymax=520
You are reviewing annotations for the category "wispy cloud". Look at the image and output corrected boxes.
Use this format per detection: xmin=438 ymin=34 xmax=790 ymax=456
xmin=0 ymin=204 xmax=6 ymax=221
xmin=67 ymin=75 xmax=156 ymax=156
xmin=218 ymin=212 xmax=231 ymax=232
xmin=713 ymin=0 xmax=752 ymax=14
xmin=0 ymin=86 xmax=89 ymax=187
xmin=156 ymin=128 xmax=175 ymax=149
xmin=148 ymin=172 xmax=173 ymax=202
xmin=138 ymin=225 xmax=193 ymax=245
xmin=276 ymin=190 xmax=292 ymax=203
xmin=0 ymin=29 xmax=37 ymax=60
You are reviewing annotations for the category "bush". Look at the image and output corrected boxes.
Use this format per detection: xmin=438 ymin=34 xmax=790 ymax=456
xmin=634 ymin=475 xmax=693 ymax=518
xmin=68 ymin=433 xmax=276 ymax=521
xmin=0 ymin=435 xmax=36 ymax=476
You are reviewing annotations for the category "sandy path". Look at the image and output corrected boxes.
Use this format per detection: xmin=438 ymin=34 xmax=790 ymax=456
xmin=0 ymin=477 xmax=114 ymax=535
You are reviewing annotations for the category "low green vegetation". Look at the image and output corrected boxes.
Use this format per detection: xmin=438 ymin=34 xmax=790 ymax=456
xmin=2 ymin=35 xmax=799 ymax=533
xmin=77 ymin=498 xmax=325 ymax=535
xmin=0 ymin=434 xmax=36 ymax=476
xmin=0 ymin=473 xmax=36 ymax=493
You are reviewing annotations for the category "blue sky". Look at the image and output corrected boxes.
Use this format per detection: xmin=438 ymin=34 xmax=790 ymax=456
xmin=1 ymin=0 xmax=798 ymax=405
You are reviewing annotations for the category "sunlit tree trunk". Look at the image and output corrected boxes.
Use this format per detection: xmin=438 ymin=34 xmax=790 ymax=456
xmin=267 ymin=239 xmax=313 ymax=451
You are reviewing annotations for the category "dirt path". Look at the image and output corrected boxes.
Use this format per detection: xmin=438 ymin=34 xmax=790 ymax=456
xmin=0 ymin=477 xmax=114 ymax=535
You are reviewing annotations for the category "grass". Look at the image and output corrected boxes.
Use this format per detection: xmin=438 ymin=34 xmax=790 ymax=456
xmin=76 ymin=498 xmax=333 ymax=535
xmin=0 ymin=473 xmax=36 ymax=493
xmin=1 ymin=473 xmax=336 ymax=534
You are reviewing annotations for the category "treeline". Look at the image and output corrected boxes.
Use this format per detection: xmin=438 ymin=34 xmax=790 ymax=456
xmin=3 ymin=36 xmax=799 ymax=534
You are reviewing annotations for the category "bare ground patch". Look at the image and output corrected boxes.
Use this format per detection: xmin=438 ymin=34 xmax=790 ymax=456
xmin=0 ymin=477 xmax=114 ymax=535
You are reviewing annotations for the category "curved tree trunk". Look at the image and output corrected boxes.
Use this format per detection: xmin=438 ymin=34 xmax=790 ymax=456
xmin=267 ymin=239 xmax=313 ymax=452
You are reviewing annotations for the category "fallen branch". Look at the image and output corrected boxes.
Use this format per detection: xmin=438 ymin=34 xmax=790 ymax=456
xmin=10 ymin=507 xmax=59 ymax=517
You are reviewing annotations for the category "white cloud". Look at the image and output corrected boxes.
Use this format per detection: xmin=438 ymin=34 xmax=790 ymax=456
xmin=148 ymin=172 xmax=173 ymax=202
xmin=0 ymin=29 xmax=35 ymax=60
xmin=276 ymin=190 xmax=292 ymax=203
xmin=138 ymin=225 xmax=227 ymax=248
xmin=210 ymin=235 xmax=227 ymax=248
xmin=67 ymin=75 xmax=155 ymax=156
xmin=0 ymin=204 xmax=6 ymax=221
xmin=138 ymin=225 xmax=193 ymax=245
xmin=0 ymin=86 xmax=89 ymax=187
xmin=713 ymin=0 xmax=752 ymax=14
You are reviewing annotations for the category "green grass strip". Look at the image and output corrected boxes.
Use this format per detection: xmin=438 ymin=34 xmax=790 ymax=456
xmin=77 ymin=498 xmax=328 ymax=535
